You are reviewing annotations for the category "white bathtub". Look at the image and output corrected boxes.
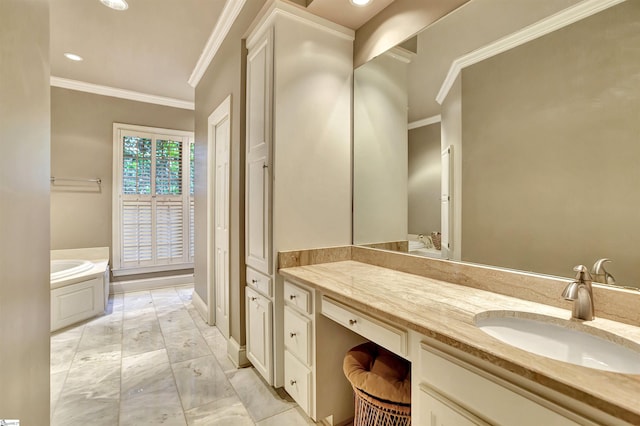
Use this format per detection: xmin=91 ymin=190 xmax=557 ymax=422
xmin=50 ymin=254 xmax=110 ymax=332
xmin=51 ymin=259 xmax=93 ymax=281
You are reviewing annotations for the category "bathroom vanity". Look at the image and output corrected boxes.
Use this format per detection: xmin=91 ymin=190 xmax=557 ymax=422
xmin=277 ymin=246 xmax=640 ymax=425
xmin=244 ymin=0 xmax=353 ymax=386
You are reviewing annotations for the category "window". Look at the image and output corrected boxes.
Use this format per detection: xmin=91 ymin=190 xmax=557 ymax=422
xmin=112 ymin=124 xmax=194 ymax=275
xmin=189 ymin=140 xmax=195 ymax=262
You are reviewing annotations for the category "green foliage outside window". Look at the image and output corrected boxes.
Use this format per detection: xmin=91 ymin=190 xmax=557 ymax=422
xmin=122 ymin=136 xmax=183 ymax=195
xmin=190 ymin=142 xmax=195 ymax=196
xmin=123 ymin=136 xmax=152 ymax=195
xmin=156 ymin=140 xmax=182 ymax=195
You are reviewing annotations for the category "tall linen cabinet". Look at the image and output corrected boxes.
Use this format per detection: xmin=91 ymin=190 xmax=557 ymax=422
xmin=244 ymin=0 xmax=354 ymax=389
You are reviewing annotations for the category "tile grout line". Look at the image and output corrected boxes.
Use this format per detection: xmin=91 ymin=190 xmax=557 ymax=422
xmin=153 ymin=287 xmax=196 ymax=426
xmin=115 ymin=293 xmax=125 ymax=426
xmin=49 ymin=324 xmax=85 ymax=422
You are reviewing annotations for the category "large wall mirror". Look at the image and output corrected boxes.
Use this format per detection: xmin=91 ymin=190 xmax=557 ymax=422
xmin=353 ymin=0 xmax=640 ymax=288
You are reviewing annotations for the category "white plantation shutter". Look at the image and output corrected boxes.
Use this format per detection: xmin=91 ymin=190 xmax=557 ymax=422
xmin=113 ymin=125 xmax=194 ymax=273
xmin=189 ymin=140 xmax=195 ymax=262
xmin=122 ymin=200 xmax=153 ymax=265
xmin=156 ymin=199 xmax=184 ymax=262
xmin=189 ymin=198 xmax=195 ymax=261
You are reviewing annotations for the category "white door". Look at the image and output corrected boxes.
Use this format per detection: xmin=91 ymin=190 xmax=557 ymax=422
xmin=441 ymin=145 xmax=452 ymax=260
xmin=207 ymin=96 xmax=231 ymax=338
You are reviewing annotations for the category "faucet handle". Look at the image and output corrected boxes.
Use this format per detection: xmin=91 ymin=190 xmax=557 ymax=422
xmin=592 ymin=258 xmax=615 ymax=285
xmin=573 ymin=264 xmax=592 ymax=282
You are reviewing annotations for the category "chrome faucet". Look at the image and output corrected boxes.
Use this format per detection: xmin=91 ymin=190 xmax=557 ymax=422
xmin=591 ymin=258 xmax=616 ymax=285
xmin=562 ymin=265 xmax=595 ymax=321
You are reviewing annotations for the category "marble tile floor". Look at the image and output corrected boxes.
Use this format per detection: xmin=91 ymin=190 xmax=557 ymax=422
xmin=50 ymin=285 xmax=316 ymax=426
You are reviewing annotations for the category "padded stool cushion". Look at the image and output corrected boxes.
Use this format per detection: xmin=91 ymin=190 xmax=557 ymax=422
xmin=343 ymin=342 xmax=411 ymax=404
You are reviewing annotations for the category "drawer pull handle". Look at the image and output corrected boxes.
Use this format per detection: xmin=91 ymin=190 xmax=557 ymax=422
xmin=290 ymin=379 xmax=297 ymax=386
xmin=250 ymin=297 xmax=257 ymax=302
xmin=289 ymin=332 xmax=297 ymax=338
xmin=251 ymin=279 xmax=258 ymax=284
xmin=289 ymin=294 xmax=297 ymax=300
xmin=349 ymin=319 xmax=357 ymax=325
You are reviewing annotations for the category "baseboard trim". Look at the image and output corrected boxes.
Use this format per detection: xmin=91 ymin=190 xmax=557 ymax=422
xmin=110 ymin=274 xmax=193 ymax=294
xmin=191 ymin=290 xmax=209 ymax=324
xmin=228 ymin=336 xmax=251 ymax=368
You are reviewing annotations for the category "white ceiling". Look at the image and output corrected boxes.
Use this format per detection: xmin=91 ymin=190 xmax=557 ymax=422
xmin=307 ymin=0 xmax=395 ymax=30
xmin=50 ymin=0 xmax=391 ymax=105
xmin=50 ymin=0 xmax=226 ymax=102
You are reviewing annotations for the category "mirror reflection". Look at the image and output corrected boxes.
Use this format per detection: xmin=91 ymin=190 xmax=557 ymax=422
xmin=353 ymin=0 xmax=640 ymax=287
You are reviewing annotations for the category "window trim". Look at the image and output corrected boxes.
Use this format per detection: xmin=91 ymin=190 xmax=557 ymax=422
xmin=112 ymin=123 xmax=195 ymax=276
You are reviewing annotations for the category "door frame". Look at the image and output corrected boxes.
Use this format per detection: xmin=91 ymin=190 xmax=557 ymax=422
xmin=207 ymin=95 xmax=231 ymax=337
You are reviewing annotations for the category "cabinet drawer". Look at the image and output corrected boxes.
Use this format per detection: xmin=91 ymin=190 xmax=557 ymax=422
xmin=285 ymin=350 xmax=311 ymax=414
xmin=284 ymin=306 xmax=312 ymax=365
xmin=284 ymin=280 xmax=311 ymax=314
xmin=419 ymin=344 xmax=580 ymax=426
xmin=247 ymin=267 xmax=272 ymax=297
xmin=321 ymin=297 xmax=407 ymax=357
xmin=418 ymin=385 xmax=490 ymax=426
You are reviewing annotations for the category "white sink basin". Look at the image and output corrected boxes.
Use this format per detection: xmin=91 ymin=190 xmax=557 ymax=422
xmin=475 ymin=312 xmax=640 ymax=374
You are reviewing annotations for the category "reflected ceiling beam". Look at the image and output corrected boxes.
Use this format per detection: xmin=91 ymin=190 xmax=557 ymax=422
xmin=436 ymin=0 xmax=626 ymax=104
xmin=408 ymin=115 xmax=441 ymax=130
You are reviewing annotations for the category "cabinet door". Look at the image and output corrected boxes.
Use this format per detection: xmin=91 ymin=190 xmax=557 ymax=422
xmin=245 ymin=29 xmax=273 ymax=275
xmin=246 ymin=286 xmax=273 ymax=384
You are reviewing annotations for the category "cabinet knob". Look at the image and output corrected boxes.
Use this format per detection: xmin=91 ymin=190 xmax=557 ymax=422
xmin=251 ymin=279 xmax=258 ymax=284
xmin=349 ymin=319 xmax=357 ymax=325
xmin=263 ymin=164 xmax=268 ymax=169
xmin=250 ymin=297 xmax=257 ymax=302
xmin=290 ymin=379 xmax=297 ymax=386
xmin=289 ymin=332 xmax=297 ymax=338
xmin=289 ymin=294 xmax=296 ymax=300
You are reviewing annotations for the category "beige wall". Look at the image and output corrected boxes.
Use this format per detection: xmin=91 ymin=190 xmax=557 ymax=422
xmin=50 ymin=88 xmax=194 ymax=267
xmin=354 ymin=0 xmax=469 ymax=68
xmin=461 ymin=1 xmax=640 ymax=285
xmin=353 ymin=51 xmax=408 ymax=244
xmin=0 ymin=0 xmax=51 ymax=423
xmin=194 ymin=0 xmax=268 ymax=346
xmin=408 ymin=123 xmax=440 ymax=235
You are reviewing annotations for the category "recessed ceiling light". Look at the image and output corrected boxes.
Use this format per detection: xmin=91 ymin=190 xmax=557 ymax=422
xmin=64 ymin=53 xmax=84 ymax=61
xmin=350 ymin=0 xmax=371 ymax=6
xmin=100 ymin=0 xmax=128 ymax=11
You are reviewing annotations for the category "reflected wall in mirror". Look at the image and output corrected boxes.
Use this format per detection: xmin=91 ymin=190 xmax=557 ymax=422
xmin=353 ymin=0 xmax=640 ymax=287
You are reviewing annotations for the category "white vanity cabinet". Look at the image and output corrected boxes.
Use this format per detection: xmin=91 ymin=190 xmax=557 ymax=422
xmin=246 ymin=286 xmax=273 ymax=383
xmin=244 ymin=0 xmax=354 ymax=386
xmin=283 ymin=281 xmax=313 ymax=414
xmin=283 ymin=279 xmax=365 ymax=424
xmin=413 ymin=338 xmax=595 ymax=426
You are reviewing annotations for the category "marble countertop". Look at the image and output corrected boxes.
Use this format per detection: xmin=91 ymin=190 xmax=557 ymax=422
xmin=279 ymin=259 xmax=640 ymax=424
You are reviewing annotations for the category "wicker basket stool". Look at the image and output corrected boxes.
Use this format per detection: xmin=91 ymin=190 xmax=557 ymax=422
xmin=343 ymin=342 xmax=411 ymax=426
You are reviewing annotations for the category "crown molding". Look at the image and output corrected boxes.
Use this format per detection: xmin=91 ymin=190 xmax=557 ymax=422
xmin=188 ymin=0 xmax=247 ymax=88
xmin=50 ymin=77 xmax=194 ymax=110
xmin=408 ymin=115 xmax=441 ymax=130
xmin=436 ymin=0 xmax=626 ymax=104
xmin=246 ymin=0 xmax=354 ymax=49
